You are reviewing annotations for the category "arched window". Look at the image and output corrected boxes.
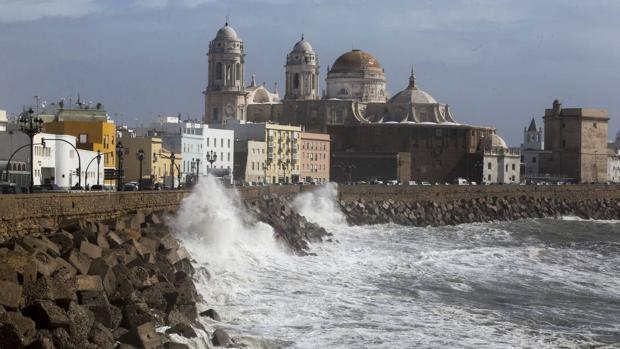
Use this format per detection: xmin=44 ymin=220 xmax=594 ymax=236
xmin=339 ymin=88 xmax=349 ymax=96
xmin=312 ymin=74 xmax=316 ymax=90
xmin=294 ymin=74 xmax=300 ymax=89
xmin=216 ymin=62 xmax=223 ymax=80
xmin=235 ymin=63 xmax=241 ymax=82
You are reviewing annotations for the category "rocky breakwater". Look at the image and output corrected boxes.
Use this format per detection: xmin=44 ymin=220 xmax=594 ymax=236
xmin=341 ymin=196 xmax=620 ymax=226
xmin=245 ymin=193 xmax=332 ymax=254
xmin=0 ymin=211 xmax=214 ymax=349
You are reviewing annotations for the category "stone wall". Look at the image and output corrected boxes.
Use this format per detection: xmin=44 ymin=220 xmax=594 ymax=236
xmin=2 ymin=184 xmax=620 ymax=241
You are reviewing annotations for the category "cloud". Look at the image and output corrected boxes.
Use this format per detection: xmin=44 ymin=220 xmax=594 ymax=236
xmin=0 ymin=0 xmax=100 ymax=23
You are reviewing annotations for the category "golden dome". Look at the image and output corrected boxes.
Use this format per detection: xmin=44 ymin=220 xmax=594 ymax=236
xmin=330 ymin=49 xmax=383 ymax=73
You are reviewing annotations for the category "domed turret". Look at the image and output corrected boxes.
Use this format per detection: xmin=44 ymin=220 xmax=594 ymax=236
xmin=285 ymin=34 xmax=320 ymax=101
xmin=204 ymin=22 xmax=247 ymax=124
xmin=326 ymin=49 xmax=387 ymax=103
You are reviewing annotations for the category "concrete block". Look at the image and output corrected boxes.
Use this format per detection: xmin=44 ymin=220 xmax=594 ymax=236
xmin=32 ymin=250 xmax=58 ymax=277
xmin=0 ymin=280 xmax=22 ymax=309
xmin=23 ymin=300 xmax=70 ymax=330
xmin=67 ymin=249 xmax=92 ymax=275
xmin=76 ymin=275 xmax=104 ymax=292
xmin=79 ymin=240 xmax=102 ymax=260
xmin=0 ymin=251 xmax=37 ymax=286
xmin=106 ymin=231 xmax=126 ymax=248
xmin=96 ymin=232 xmax=110 ymax=249
xmin=88 ymin=258 xmax=117 ymax=295
xmin=48 ymin=231 xmax=74 ymax=255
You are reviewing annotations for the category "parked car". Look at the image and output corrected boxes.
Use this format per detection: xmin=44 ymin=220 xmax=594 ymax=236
xmin=0 ymin=182 xmax=23 ymax=194
xmin=90 ymin=184 xmax=104 ymax=191
xmin=407 ymin=181 xmax=418 ymax=186
xmin=455 ymin=178 xmax=469 ymax=185
xmin=370 ymin=179 xmax=384 ymax=185
xmin=421 ymin=181 xmax=431 ymax=186
xmin=386 ymin=180 xmax=398 ymax=186
xmin=31 ymin=184 xmax=66 ymax=193
xmin=122 ymin=182 xmax=139 ymax=191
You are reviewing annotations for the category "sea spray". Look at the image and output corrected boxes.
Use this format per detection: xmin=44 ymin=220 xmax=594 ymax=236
xmin=292 ymin=183 xmax=346 ymax=228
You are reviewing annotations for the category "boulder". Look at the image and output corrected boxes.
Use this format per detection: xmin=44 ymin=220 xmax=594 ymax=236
xmin=199 ymin=309 xmax=221 ymax=322
xmin=165 ymin=323 xmax=196 ymax=338
xmin=32 ymin=250 xmax=58 ymax=277
xmin=211 ymin=328 xmax=231 ymax=347
xmin=0 ymin=311 xmax=37 ymax=348
xmin=24 ymin=275 xmax=76 ymax=305
xmin=87 ymin=258 xmax=117 ymax=295
xmin=0 ymin=251 xmax=37 ymax=286
xmin=164 ymin=342 xmax=190 ymax=349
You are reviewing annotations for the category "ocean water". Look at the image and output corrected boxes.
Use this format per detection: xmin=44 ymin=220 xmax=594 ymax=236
xmin=172 ymin=178 xmax=620 ymax=349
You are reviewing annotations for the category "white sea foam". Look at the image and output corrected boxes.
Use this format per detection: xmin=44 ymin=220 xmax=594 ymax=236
xmin=172 ymin=179 xmax=620 ymax=348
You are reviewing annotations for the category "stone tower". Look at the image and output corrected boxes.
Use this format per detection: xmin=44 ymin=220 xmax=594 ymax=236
xmin=284 ymin=35 xmax=320 ymax=100
xmin=522 ymin=117 xmax=543 ymax=150
xmin=203 ymin=22 xmax=247 ymax=124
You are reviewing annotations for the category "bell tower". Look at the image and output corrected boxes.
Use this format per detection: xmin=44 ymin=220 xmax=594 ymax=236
xmin=284 ymin=34 xmax=320 ymax=100
xmin=204 ymin=22 xmax=248 ymax=124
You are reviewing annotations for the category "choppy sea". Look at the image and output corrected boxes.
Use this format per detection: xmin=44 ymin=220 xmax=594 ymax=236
xmin=170 ymin=178 xmax=620 ymax=348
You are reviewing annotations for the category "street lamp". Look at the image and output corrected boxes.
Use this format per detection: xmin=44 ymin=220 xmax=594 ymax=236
xmin=19 ymin=107 xmax=44 ymax=192
xmin=116 ymin=142 xmax=124 ymax=191
xmin=136 ymin=149 xmax=145 ymax=190
xmin=206 ymin=150 xmax=217 ymax=169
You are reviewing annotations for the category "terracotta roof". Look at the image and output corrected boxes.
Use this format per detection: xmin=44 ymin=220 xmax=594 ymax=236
xmin=330 ymin=49 xmax=382 ymax=73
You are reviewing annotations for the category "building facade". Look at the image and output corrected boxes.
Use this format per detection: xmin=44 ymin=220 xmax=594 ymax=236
xmin=540 ymin=100 xmax=609 ymax=183
xmin=43 ymin=105 xmax=117 ymax=185
xmin=300 ymin=132 xmax=330 ymax=183
xmin=265 ymin=124 xmax=301 ymax=184
xmin=520 ymin=118 xmax=549 ymax=180
xmin=120 ymin=134 xmax=182 ymax=188
xmin=480 ymin=134 xmax=521 ymax=184
xmin=244 ymin=140 xmax=267 ymax=183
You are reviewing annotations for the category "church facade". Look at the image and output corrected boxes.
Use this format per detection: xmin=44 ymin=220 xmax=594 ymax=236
xmin=203 ymin=23 xmax=497 ymax=182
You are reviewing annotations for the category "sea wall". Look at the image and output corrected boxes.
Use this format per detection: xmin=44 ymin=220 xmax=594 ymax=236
xmin=2 ymin=185 xmax=620 ymax=240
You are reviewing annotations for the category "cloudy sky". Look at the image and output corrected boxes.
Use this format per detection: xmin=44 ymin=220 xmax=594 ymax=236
xmin=1 ymin=0 xmax=619 ymax=145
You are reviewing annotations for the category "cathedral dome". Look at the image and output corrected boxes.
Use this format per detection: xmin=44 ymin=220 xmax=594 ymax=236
xmin=292 ymin=36 xmax=314 ymax=53
xmin=215 ymin=23 xmax=239 ymax=41
xmin=330 ymin=49 xmax=382 ymax=73
xmin=389 ymin=71 xmax=437 ymax=104
xmin=482 ymin=134 xmax=508 ymax=150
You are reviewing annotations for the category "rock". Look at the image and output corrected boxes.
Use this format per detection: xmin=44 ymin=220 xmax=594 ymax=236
xmin=66 ymin=249 xmax=92 ymax=275
xmin=87 ymin=259 xmax=117 ymax=295
xmin=0 ymin=311 xmax=37 ymax=348
xmin=211 ymin=328 xmax=231 ymax=347
xmin=165 ymin=323 xmax=197 ymax=338
xmin=146 ymin=213 xmax=161 ymax=225
xmin=24 ymin=275 xmax=76 ymax=305
xmin=0 ymin=280 xmax=22 ymax=309
xmin=53 ymin=257 xmax=77 ymax=279
xmin=76 ymin=275 xmax=104 ymax=292
xmin=23 ymin=300 xmax=71 ymax=330
xmin=32 ymin=250 xmax=58 ymax=277
xmin=88 ymin=322 xmax=115 ymax=349
xmin=0 ymin=251 xmax=37 ymax=286
xmin=79 ymin=241 xmax=102 ymax=260
xmin=66 ymin=302 xmax=95 ymax=343
xmin=199 ymin=309 xmax=221 ymax=321
xmin=164 ymin=342 xmax=190 ymax=349
xmin=79 ymin=291 xmax=121 ymax=329
xmin=120 ymin=322 xmax=166 ymax=349
xmin=141 ymin=286 xmax=166 ymax=311
xmin=130 ymin=212 xmax=145 ymax=230
xmin=121 ymin=302 xmax=155 ymax=329
xmin=23 ymin=337 xmax=55 ymax=349
xmin=51 ymin=327 xmax=77 ymax=349
xmin=48 ymin=231 xmax=74 ymax=255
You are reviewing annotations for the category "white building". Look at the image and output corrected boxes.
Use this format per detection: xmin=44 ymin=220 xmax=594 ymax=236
xmin=33 ymin=133 xmax=101 ymax=189
xmin=481 ymin=134 xmax=521 ymax=184
xmin=0 ymin=110 xmax=7 ymax=132
xmin=140 ymin=117 xmax=234 ymax=184
xmin=520 ymin=118 xmax=549 ymax=180
xmin=607 ymin=141 xmax=620 ymax=183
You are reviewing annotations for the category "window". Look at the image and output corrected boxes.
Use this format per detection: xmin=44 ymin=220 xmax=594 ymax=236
xmin=213 ymin=108 xmax=219 ymax=121
xmin=512 ymin=164 xmax=516 ymax=171
xmin=487 ymin=162 xmax=492 ymax=170
xmin=488 ymin=174 xmax=491 ymax=181
xmin=221 ymin=138 xmax=223 ymax=147
xmin=294 ymin=74 xmax=300 ymax=89
xmin=227 ymin=153 xmax=230 ymax=161
xmin=214 ymin=138 xmax=217 ymax=148
xmin=216 ymin=62 xmax=223 ymax=80
xmin=562 ymin=139 xmax=566 ymax=148
xmin=533 ymin=157 xmax=537 ymax=163
xmin=228 ymin=139 xmax=231 ymax=148
xmin=236 ymin=63 xmax=241 ymax=82
xmin=593 ymin=122 xmax=598 ymax=128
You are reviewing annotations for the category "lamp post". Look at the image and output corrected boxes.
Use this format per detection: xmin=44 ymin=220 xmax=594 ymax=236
xmin=206 ymin=150 xmax=217 ymax=169
xmin=85 ymin=150 xmax=112 ymax=189
xmin=19 ymin=107 xmax=44 ymax=192
xmin=116 ymin=142 xmax=124 ymax=191
xmin=136 ymin=149 xmax=145 ymax=190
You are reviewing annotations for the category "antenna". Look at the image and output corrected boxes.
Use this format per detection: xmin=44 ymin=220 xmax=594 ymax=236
xmin=225 ymin=12 xmax=230 ymax=26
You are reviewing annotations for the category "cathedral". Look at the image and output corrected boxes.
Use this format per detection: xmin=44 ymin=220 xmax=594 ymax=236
xmin=203 ymin=22 xmax=497 ymax=182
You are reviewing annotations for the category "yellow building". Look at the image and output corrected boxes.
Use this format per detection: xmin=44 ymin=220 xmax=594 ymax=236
xmin=120 ymin=135 xmax=182 ymax=188
xmin=43 ymin=106 xmax=117 ymax=185
xmin=265 ymin=123 xmax=301 ymax=184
